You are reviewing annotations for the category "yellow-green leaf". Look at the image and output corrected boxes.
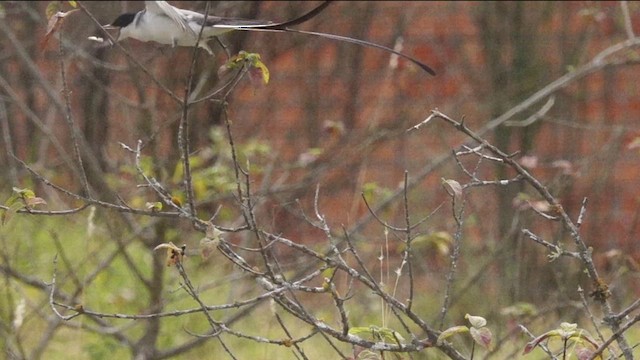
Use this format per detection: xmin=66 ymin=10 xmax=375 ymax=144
xmin=145 ymin=202 xmax=163 ymax=212
xmin=437 ymin=325 xmax=469 ymax=345
xmin=348 ymin=326 xmax=405 ymax=344
xmin=45 ymin=1 xmax=61 ymax=20
xmin=223 ymin=51 xmax=270 ymax=85
xmin=321 ymin=266 xmax=336 ymax=280
xmin=12 ymin=187 xmax=36 ymax=200
xmin=253 ymin=59 xmax=270 ymax=84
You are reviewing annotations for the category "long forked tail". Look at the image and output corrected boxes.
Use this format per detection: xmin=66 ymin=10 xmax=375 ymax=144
xmin=278 ymin=28 xmax=436 ymax=76
xmin=229 ymin=1 xmax=437 ymax=76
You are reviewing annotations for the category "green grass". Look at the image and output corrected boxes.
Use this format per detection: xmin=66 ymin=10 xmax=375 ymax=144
xmin=1 ymin=215 xmax=638 ymax=359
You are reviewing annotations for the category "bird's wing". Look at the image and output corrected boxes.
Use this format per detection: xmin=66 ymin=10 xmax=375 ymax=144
xmin=199 ymin=16 xmax=271 ymax=28
xmin=145 ymin=1 xmax=196 ymax=35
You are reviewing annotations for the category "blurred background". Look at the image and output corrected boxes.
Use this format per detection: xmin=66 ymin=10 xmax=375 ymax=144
xmin=1 ymin=1 xmax=639 ymax=359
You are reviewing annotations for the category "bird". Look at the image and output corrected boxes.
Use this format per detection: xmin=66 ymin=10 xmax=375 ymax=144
xmin=101 ymin=1 xmax=436 ymax=76
xmin=103 ymin=1 xmax=267 ymax=55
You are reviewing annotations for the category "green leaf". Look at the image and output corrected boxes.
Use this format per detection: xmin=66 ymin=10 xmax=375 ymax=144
xmin=348 ymin=326 xmax=405 ymax=344
xmin=5 ymin=187 xmax=37 ymax=208
xmin=361 ymin=182 xmax=380 ymax=199
xmin=12 ymin=187 xmax=36 ymax=200
xmin=4 ymin=192 xmax=21 ymax=209
xmin=1 ymin=202 xmax=24 ymax=225
xmin=523 ymin=323 xmax=599 ymax=355
xmin=348 ymin=326 xmax=372 ymax=337
xmin=374 ymin=327 xmax=405 ymax=344
xmin=436 ymin=325 xmax=469 ymax=345
xmin=223 ymin=51 xmax=270 ymax=85
xmin=45 ymin=1 xmax=61 ymax=20
xmin=2 ymin=187 xmax=46 ymax=225
xmin=252 ymin=58 xmax=270 ymax=84
xmin=145 ymin=202 xmax=163 ymax=212
xmin=321 ymin=266 xmax=336 ymax=280
xmin=67 ymin=1 xmax=77 ymax=7
xmin=558 ymin=322 xmax=577 ymax=338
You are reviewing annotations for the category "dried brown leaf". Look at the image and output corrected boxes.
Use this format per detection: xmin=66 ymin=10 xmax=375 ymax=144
xmin=41 ymin=8 xmax=80 ymax=49
xmin=154 ymin=242 xmax=186 ymax=267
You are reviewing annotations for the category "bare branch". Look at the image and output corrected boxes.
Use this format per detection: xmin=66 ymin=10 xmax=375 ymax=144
xmin=620 ymin=1 xmax=636 ymax=40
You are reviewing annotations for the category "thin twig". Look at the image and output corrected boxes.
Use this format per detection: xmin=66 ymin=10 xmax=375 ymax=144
xmin=58 ymin=34 xmax=91 ymax=197
xmin=620 ymin=1 xmax=636 ymax=40
xmin=178 ymin=2 xmax=211 ymax=218
xmin=522 ymin=229 xmax=581 ymax=260
xmin=576 ymin=197 xmax=588 ymax=229
xmin=175 ymin=260 xmax=222 ymax=336
xmin=401 ymin=171 xmax=415 ymax=312
xmin=589 ymin=313 xmax=640 ymax=360
xmin=518 ymin=324 xmax=557 ymax=359
xmin=438 ymin=177 xmax=466 ymax=330
xmin=608 ymin=298 xmax=640 ymax=324
xmin=577 ymin=286 xmax=609 ymax=348
xmin=49 ymin=256 xmax=82 ymax=321
xmin=428 ymin=109 xmax=635 ymax=359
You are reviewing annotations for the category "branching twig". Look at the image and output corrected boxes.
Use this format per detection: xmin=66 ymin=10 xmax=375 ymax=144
xmin=175 ymin=260 xmax=222 ymax=336
xmin=589 ymin=313 xmax=640 ymax=360
xmin=438 ymin=167 xmax=468 ymax=330
xmin=519 ymin=324 xmax=557 ymax=359
xmin=422 ymin=109 xmax=635 ymax=359
xmin=49 ymin=256 xmax=82 ymax=321
xmin=522 ymin=229 xmax=581 ymax=260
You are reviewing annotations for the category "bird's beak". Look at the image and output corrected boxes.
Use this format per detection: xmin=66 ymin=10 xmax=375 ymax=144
xmin=102 ymin=24 xmax=117 ymax=30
